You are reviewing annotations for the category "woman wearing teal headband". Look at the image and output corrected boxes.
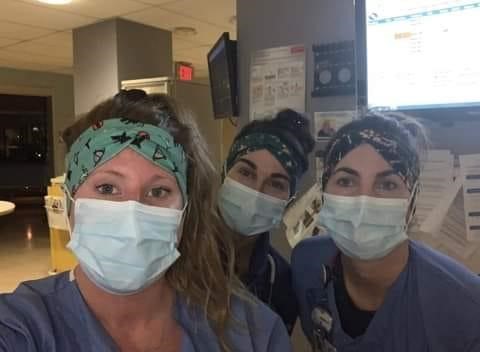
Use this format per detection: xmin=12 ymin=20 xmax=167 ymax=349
xmin=0 ymin=90 xmax=291 ymax=352
xmin=218 ymin=109 xmax=315 ymax=335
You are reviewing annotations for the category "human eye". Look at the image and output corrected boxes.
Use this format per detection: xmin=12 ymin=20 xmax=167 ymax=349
xmin=95 ymin=183 xmax=119 ymax=195
xmin=377 ymin=180 xmax=399 ymax=192
xmin=237 ymin=166 xmax=255 ymax=179
xmin=335 ymin=176 xmax=355 ymax=188
xmin=147 ymin=187 xmax=171 ymax=199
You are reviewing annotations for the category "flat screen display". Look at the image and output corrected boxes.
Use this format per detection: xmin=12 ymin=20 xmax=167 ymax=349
xmin=364 ymin=1 xmax=480 ymax=111
xmin=207 ymin=33 xmax=238 ymax=119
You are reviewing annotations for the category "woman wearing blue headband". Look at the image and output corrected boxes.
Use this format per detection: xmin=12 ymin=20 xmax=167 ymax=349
xmin=292 ymin=113 xmax=480 ymax=352
xmin=218 ymin=109 xmax=315 ymax=334
xmin=0 ymin=90 xmax=292 ymax=352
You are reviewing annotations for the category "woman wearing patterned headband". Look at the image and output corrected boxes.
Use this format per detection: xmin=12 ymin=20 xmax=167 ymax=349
xmin=218 ymin=109 xmax=315 ymax=335
xmin=0 ymin=90 xmax=291 ymax=352
xmin=292 ymin=113 xmax=480 ymax=352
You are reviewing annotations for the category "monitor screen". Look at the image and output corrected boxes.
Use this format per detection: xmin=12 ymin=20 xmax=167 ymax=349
xmin=364 ymin=1 xmax=480 ymax=111
xmin=207 ymin=33 xmax=238 ymax=119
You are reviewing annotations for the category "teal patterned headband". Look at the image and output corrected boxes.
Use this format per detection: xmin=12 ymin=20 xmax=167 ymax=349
xmin=65 ymin=118 xmax=188 ymax=201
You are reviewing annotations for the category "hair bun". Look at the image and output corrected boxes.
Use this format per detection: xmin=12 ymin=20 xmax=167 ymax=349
xmin=274 ymin=109 xmax=309 ymax=131
xmin=273 ymin=109 xmax=314 ymax=155
xmin=114 ymin=89 xmax=148 ymax=104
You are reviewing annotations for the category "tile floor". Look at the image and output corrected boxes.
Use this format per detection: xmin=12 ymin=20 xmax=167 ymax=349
xmin=0 ymin=205 xmax=51 ymax=293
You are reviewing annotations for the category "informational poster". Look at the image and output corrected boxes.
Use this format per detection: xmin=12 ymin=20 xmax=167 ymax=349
xmin=44 ymin=195 xmax=69 ymax=231
xmin=249 ymin=44 xmax=306 ymax=120
xmin=410 ymin=151 xmax=480 ymax=262
xmin=283 ymin=182 xmax=323 ymax=248
xmin=314 ymin=110 xmax=356 ymax=141
xmin=414 ymin=149 xmax=455 ymax=234
xmin=460 ymin=154 xmax=480 ymax=242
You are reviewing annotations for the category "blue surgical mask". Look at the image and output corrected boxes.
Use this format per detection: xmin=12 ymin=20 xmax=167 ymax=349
xmin=318 ymin=193 xmax=410 ymax=260
xmin=218 ymin=177 xmax=288 ymax=236
xmin=67 ymin=198 xmax=183 ymax=295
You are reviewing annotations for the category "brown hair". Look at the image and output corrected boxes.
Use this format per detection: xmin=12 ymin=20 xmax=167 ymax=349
xmin=62 ymin=91 xmax=243 ymax=352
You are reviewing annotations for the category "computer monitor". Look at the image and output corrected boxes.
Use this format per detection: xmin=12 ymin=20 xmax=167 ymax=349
xmin=207 ymin=32 xmax=238 ymax=119
xmin=356 ymin=1 xmax=480 ymax=118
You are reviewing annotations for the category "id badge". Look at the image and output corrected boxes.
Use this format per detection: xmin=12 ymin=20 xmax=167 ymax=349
xmin=312 ymin=329 xmax=337 ymax=352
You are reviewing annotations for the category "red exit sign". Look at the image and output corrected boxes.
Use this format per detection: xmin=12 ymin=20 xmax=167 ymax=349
xmin=176 ymin=63 xmax=194 ymax=81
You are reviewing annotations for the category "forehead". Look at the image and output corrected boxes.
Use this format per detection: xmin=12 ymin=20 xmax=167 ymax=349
xmin=334 ymin=144 xmax=393 ymax=175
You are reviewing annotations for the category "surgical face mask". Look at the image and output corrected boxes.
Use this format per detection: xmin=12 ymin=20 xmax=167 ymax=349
xmin=318 ymin=193 xmax=411 ymax=260
xmin=67 ymin=198 xmax=183 ymax=295
xmin=218 ymin=177 xmax=288 ymax=236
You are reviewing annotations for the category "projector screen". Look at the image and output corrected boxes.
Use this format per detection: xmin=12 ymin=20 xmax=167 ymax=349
xmin=365 ymin=1 xmax=480 ymax=111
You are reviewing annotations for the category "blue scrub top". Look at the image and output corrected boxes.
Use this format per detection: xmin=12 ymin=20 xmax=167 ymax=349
xmin=292 ymin=236 xmax=480 ymax=352
xmin=244 ymin=233 xmax=298 ymax=334
xmin=0 ymin=271 xmax=292 ymax=352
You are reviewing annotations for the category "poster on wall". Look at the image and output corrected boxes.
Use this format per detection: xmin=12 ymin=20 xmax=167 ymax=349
xmin=314 ymin=110 xmax=355 ymax=141
xmin=312 ymin=41 xmax=355 ymax=97
xmin=249 ymin=44 xmax=306 ymax=120
xmin=460 ymin=153 xmax=480 ymax=242
xmin=283 ymin=182 xmax=323 ymax=248
xmin=44 ymin=195 xmax=69 ymax=231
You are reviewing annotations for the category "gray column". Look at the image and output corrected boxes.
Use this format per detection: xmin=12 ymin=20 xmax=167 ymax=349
xmin=73 ymin=18 xmax=172 ymax=115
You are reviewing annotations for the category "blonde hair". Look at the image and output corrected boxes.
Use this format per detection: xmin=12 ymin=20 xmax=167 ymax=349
xmin=62 ymin=92 xmax=243 ymax=351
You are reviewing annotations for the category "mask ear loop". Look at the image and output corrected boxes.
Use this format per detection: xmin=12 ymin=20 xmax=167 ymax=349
xmin=174 ymin=200 xmax=189 ymax=248
xmin=61 ymin=185 xmax=75 ymax=237
xmin=222 ymin=162 xmax=228 ymax=181
xmin=285 ymin=193 xmax=297 ymax=209
xmin=405 ymin=182 xmax=420 ymax=229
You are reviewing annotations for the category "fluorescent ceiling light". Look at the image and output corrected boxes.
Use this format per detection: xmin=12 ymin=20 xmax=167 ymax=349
xmin=37 ymin=0 xmax=72 ymax=4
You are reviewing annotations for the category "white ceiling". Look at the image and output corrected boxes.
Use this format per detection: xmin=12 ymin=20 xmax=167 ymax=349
xmin=0 ymin=0 xmax=236 ymax=77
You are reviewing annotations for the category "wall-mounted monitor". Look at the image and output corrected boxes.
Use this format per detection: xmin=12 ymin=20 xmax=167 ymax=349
xmin=356 ymin=1 xmax=480 ymax=118
xmin=207 ymin=32 xmax=238 ymax=119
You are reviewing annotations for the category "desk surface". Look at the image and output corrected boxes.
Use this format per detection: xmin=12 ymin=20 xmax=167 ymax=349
xmin=0 ymin=201 xmax=15 ymax=216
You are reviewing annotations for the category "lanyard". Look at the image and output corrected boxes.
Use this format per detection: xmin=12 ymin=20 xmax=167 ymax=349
xmin=308 ymin=264 xmax=337 ymax=352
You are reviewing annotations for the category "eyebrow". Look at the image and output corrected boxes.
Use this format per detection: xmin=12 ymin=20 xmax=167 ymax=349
xmin=333 ymin=167 xmax=397 ymax=178
xmin=148 ymin=174 xmax=175 ymax=184
xmin=333 ymin=167 xmax=359 ymax=177
xmin=376 ymin=169 xmax=397 ymax=178
xmin=271 ymin=173 xmax=290 ymax=182
xmin=237 ymin=158 xmax=290 ymax=182
xmin=94 ymin=169 xmax=126 ymax=178
xmin=237 ymin=158 xmax=257 ymax=170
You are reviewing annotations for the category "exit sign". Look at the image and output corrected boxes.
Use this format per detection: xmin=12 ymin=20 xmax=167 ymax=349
xmin=176 ymin=63 xmax=194 ymax=81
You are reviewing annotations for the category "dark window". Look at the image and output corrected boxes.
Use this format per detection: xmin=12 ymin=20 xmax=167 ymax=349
xmin=0 ymin=94 xmax=48 ymax=163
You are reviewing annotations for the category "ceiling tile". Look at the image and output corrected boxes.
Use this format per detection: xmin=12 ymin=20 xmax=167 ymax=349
xmin=0 ymin=49 xmax=71 ymax=67
xmin=124 ymin=7 xmax=225 ymax=45
xmin=0 ymin=21 xmax=53 ymax=40
xmin=175 ymin=44 xmax=210 ymax=61
xmin=33 ymin=31 xmax=72 ymax=49
xmin=5 ymin=40 xmax=73 ymax=60
xmin=0 ymin=59 xmax=65 ymax=73
xmin=0 ymin=0 xmax=229 ymax=75
xmin=162 ymin=0 xmax=235 ymax=29
xmin=136 ymin=0 xmax=181 ymax=5
xmin=0 ymin=0 xmax=95 ymax=30
xmin=0 ymin=38 xmax=21 ymax=47
xmin=173 ymin=38 xmax=200 ymax=51
xmin=21 ymin=0 xmax=151 ymax=18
